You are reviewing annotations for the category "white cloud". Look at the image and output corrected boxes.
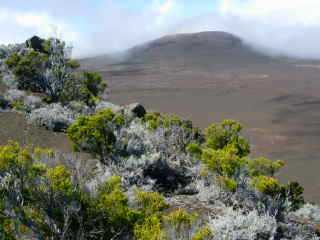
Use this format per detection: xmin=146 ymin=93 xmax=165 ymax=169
xmin=0 ymin=8 xmax=79 ymax=55
xmin=159 ymin=0 xmax=175 ymax=15
xmin=2 ymin=1 xmax=320 ymax=59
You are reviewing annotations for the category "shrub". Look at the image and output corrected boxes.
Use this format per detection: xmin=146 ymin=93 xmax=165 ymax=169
xmin=134 ymin=215 xmax=165 ymax=240
xmin=251 ymin=176 xmax=282 ymax=197
xmin=187 ymin=143 xmax=202 ymax=158
xmin=96 ymin=177 xmax=136 ymax=232
xmin=46 ymin=165 xmax=73 ymax=195
xmin=248 ymin=157 xmax=285 ymax=177
xmin=192 ymin=225 xmax=213 ymax=240
xmin=205 ymin=120 xmax=250 ymax=157
xmin=144 ymin=112 xmax=162 ymax=130
xmin=67 ymin=109 xmax=125 ymax=163
xmin=6 ymin=37 xmax=107 ymax=105
xmin=201 ymin=145 xmax=245 ymax=178
xmin=60 ymin=71 xmax=107 ymax=106
xmin=164 ymin=209 xmax=198 ymax=239
xmin=5 ymin=50 xmax=47 ymax=92
xmin=285 ymin=182 xmax=305 ymax=211
xmin=134 ymin=189 xmax=169 ymax=215
xmin=218 ymin=176 xmax=238 ymax=192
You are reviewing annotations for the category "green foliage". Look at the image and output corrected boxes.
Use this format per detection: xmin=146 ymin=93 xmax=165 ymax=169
xmin=143 ymin=112 xmax=194 ymax=133
xmin=60 ymin=71 xmax=107 ymax=107
xmin=248 ymin=157 xmax=285 ymax=177
xmin=66 ymin=59 xmax=80 ymax=69
xmin=5 ymin=50 xmax=47 ymax=92
xmin=46 ymin=165 xmax=73 ymax=195
xmin=192 ymin=225 xmax=213 ymax=240
xmin=164 ymin=209 xmax=198 ymax=240
xmin=5 ymin=37 xmax=107 ymax=106
xmin=252 ymin=175 xmax=282 ymax=197
xmin=0 ymin=142 xmax=217 ymax=239
xmin=187 ymin=143 xmax=202 ymax=158
xmin=218 ymin=176 xmax=238 ymax=192
xmin=97 ymin=177 xmax=136 ymax=231
xmin=67 ymin=109 xmax=125 ymax=162
xmin=205 ymin=120 xmax=250 ymax=157
xmin=134 ymin=215 xmax=165 ymax=240
xmin=285 ymin=182 xmax=305 ymax=211
xmin=134 ymin=189 xmax=169 ymax=215
xmin=144 ymin=112 xmax=162 ymax=130
xmin=201 ymin=145 xmax=245 ymax=177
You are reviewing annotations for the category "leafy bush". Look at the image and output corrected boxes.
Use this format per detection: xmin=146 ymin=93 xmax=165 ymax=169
xmin=187 ymin=143 xmax=202 ymax=158
xmin=205 ymin=120 xmax=250 ymax=157
xmin=201 ymin=145 xmax=245 ymax=178
xmin=60 ymin=71 xmax=107 ymax=106
xmin=5 ymin=50 xmax=47 ymax=92
xmin=134 ymin=215 xmax=165 ymax=240
xmin=251 ymin=175 xmax=282 ymax=197
xmin=248 ymin=157 xmax=285 ymax=177
xmin=218 ymin=176 xmax=238 ymax=192
xmin=164 ymin=208 xmax=198 ymax=240
xmin=5 ymin=37 xmax=106 ymax=105
xmin=67 ymin=109 xmax=125 ymax=162
xmin=285 ymin=182 xmax=305 ymax=211
xmin=134 ymin=189 xmax=169 ymax=215
xmin=192 ymin=226 xmax=213 ymax=240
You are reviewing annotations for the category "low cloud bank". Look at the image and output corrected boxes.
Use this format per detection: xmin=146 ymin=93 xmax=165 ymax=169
xmin=1 ymin=0 xmax=320 ymax=59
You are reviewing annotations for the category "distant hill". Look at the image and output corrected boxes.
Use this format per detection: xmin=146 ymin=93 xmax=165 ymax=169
xmin=80 ymin=31 xmax=275 ymax=71
xmin=127 ymin=31 xmax=273 ymax=65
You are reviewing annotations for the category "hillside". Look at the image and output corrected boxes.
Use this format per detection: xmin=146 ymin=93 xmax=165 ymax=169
xmin=80 ymin=31 xmax=320 ymax=203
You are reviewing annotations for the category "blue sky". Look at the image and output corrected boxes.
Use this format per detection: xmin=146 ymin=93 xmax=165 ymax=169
xmin=1 ymin=0 xmax=320 ymax=58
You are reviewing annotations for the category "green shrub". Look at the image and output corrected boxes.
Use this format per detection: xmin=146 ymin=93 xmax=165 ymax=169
xmin=218 ymin=176 xmax=238 ymax=192
xmin=192 ymin=225 xmax=213 ymax=240
xmin=46 ymin=165 xmax=73 ymax=195
xmin=201 ymin=145 xmax=245 ymax=177
xmin=5 ymin=50 xmax=47 ymax=92
xmin=134 ymin=215 xmax=165 ymax=240
xmin=187 ymin=143 xmax=202 ymax=158
xmin=60 ymin=71 xmax=107 ymax=107
xmin=164 ymin=208 xmax=198 ymax=239
xmin=285 ymin=182 xmax=305 ymax=211
xmin=134 ymin=189 xmax=169 ymax=215
xmin=144 ymin=112 xmax=162 ymax=130
xmin=248 ymin=157 xmax=285 ymax=177
xmin=6 ymin=37 xmax=107 ymax=105
xmin=66 ymin=59 xmax=80 ymax=69
xmin=205 ymin=120 xmax=250 ymax=157
xmin=97 ymin=177 xmax=134 ymax=230
xmin=67 ymin=109 xmax=125 ymax=162
xmin=252 ymin=175 xmax=282 ymax=197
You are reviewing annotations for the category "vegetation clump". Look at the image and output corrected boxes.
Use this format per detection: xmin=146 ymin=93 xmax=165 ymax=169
xmin=5 ymin=36 xmax=107 ymax=105
xmin=67 ymin=108 xmax=125 ymax=163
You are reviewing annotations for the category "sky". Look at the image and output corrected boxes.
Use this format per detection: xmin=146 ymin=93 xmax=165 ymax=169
xmin=1 ymin=0 xmax=320 ymax=58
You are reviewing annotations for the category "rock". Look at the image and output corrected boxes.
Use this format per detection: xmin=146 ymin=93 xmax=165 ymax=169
xmin=143 ymin=159 xmax=193 ymax=193
xmin=126 ymin=103 xmax=146 ymax=118
xmin=26 ymin=36 xmax=46 ymax=53
xmin=4 ymin=89 xmax=26 ymax=102
xmin=23 ymin=95 xmax=43 ymax=111
xmin=28 ymin=103 xmax=76 ymax=132
xmin=95 ymin=101 xmax=122 ymax=112
xmin=68 ymin=101 xmax=93 ymax=116
xmin=0 ymin=96 xmax=10 ymax=109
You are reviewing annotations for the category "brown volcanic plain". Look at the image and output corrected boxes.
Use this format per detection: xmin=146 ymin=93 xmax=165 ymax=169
xmin=81 ymin=31 xmax=320 ymax=203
